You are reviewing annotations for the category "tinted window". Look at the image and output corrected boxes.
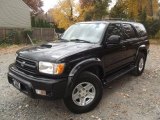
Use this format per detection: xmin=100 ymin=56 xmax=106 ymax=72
xmin=123 ymin=24 xmax=136 ymax=38
xmin=106 ymin=23 xmax=124 ymax=39
xmin=133 ymin=23 xmax=147 ymax=37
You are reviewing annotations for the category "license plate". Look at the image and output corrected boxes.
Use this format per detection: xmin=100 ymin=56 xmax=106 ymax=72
xmin=13 ymin=79 xmax=21 ymax=90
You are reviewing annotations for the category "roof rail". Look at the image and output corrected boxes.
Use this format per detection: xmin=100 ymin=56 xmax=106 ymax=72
xmin=103 ymin=18 xmax=123 ymax=20
xmin=103 ymin=18 xmax=136 ymax=22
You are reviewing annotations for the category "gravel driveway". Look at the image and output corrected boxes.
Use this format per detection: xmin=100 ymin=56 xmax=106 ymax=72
xmin=0 ymin=45 xmax=160 ymax=120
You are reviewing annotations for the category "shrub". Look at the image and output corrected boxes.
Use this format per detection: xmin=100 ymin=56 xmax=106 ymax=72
xmin=22 ymin=29 xmax=32 ymax=39
xmin=22 ymin=29 xmax=33 ymax=44
xmin=155 ymin=30 xmax=160 ymax=39
xmin=143 ymin=19 xmax=160 ymax=38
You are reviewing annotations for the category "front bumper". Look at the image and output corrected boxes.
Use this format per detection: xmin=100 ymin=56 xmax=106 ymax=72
xmin=8 ymin=64 xmax=68 ymax=100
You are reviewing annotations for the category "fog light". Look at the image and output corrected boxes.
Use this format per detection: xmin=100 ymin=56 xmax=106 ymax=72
xmin=35 ymin=89 xmax=46 ymax=96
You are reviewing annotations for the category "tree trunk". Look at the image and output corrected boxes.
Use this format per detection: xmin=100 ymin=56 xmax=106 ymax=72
xmin=148 ymin=0 xmax=153 ymax=16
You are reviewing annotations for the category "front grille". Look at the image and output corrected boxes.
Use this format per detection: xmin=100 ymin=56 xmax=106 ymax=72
xmin=16 ymin=56 xmax=37 ymax=74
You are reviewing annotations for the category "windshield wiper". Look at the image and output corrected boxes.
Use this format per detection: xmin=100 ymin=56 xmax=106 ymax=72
xmin=70 ymin=39 xmax=91 ymax=43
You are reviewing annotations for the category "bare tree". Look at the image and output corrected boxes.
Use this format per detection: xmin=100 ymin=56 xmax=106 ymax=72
xmin=23 ymin=0 xmax=43 ymax=15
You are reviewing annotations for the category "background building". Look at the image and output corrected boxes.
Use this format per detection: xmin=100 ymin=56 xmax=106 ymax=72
xmin=0 ymin=0 xmax=31 ymax=28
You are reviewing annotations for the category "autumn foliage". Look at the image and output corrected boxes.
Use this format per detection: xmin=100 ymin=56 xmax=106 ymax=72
xmin=110 ymin=0 xmax=159 ymax=20
xmin=48 ymin=0 xmax=160 ymax=38
xmin=50 ymin=0 xmax=110 ymax=29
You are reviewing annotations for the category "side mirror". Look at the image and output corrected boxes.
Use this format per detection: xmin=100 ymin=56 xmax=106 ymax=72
xmin=107 ymin=35 xmax=121 ymax=44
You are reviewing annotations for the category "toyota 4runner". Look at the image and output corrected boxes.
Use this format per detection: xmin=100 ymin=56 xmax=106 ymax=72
xmin=8 ymin=21 xmax=149 ymax=113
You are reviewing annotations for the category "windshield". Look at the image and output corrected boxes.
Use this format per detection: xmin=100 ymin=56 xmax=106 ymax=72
xmin=61 ymin=23 xmax=107 ymax=43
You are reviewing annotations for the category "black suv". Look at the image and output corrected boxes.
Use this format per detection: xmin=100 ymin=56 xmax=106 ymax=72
xmin=8 ymin=21 xmax=149 ymax=113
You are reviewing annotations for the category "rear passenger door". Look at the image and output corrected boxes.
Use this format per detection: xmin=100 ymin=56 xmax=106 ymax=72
xmin=122 ymin=23 xmax=138 ymax=63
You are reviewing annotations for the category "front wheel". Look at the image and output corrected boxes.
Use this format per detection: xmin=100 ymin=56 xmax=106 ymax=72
xmin=63 ymin=71 xmax=103 ymax=114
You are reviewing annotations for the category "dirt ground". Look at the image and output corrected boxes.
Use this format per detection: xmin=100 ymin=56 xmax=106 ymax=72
xmin=0 ymin=45 xmax=160 ymax=120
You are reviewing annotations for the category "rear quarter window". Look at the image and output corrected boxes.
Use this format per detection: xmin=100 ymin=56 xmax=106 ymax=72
xmin=133 ymin=23 xmax=147 ymax=37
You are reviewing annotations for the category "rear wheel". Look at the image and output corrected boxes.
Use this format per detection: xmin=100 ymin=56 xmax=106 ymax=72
xmin=63 ymin=71 xmax=103 ymax=113
xmin=132 ymin=53 xmax=146 ymax=76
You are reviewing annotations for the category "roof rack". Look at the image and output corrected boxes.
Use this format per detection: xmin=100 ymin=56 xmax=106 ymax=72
xmin=103 ymin=18 xmax=123 ymax=20
xmin=103 ymin=18 xmax=136 ymax=22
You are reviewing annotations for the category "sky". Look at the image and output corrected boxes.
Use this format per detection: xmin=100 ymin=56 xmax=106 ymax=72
xmin=42 ymin=0 xmax=117 ymax=13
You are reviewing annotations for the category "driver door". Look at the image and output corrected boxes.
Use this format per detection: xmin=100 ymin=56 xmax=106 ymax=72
xmin=104 ymin=23 xmax=127 ymax=73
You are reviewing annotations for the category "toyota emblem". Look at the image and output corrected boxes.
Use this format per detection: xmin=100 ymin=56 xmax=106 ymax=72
xmin=21 ymin=61 xmax=25 ymax=67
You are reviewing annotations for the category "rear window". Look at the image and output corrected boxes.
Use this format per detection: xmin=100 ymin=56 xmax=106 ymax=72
xmin=133 ymin=23 xmax=147 ymax=37
xmin=122 ymin=24 xmax=136 ymax=38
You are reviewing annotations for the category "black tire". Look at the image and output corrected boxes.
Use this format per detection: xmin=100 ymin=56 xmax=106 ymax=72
xmin=132 ymin=52 xmax=146 ymax=76
xmin=63 ymin=71 xmax=103 ymax=114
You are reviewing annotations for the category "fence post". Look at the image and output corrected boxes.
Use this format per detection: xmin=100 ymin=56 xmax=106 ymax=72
xmin=4 ymin=29 xmax=6 ymax=42
xmin=41 ymin=28 xmax=43 ymax=40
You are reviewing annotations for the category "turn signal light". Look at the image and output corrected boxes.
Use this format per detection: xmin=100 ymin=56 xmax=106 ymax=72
xmin=55 ymin=63 xmax=65 ymax=74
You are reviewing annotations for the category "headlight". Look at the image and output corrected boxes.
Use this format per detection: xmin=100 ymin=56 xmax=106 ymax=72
xmin=39 ymin=61 xmax=65 ymax=75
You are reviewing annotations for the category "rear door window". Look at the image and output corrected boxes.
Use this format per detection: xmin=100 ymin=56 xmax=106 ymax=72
xmin=122 ymin=24 xmax=136 ymax=38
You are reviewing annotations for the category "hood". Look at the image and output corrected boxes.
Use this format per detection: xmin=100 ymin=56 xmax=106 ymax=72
xmin=17 ymin=41 xmax=99 ymax=62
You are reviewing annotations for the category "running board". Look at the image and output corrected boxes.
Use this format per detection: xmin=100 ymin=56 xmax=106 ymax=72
xmin=104 ymin=66 xmax=136 ymax=85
